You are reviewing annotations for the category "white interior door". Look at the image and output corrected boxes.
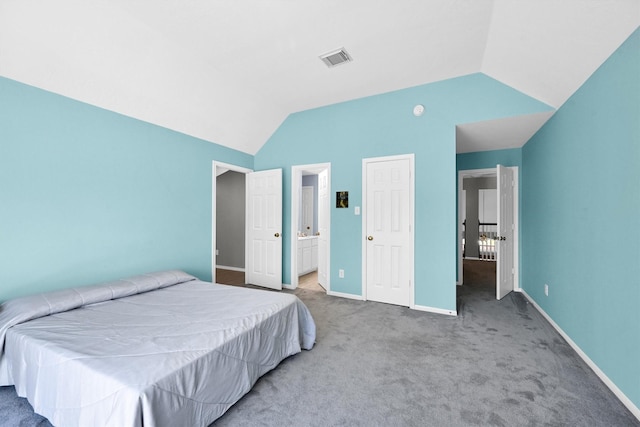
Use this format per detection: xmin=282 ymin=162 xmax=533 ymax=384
xmin=496 ymin=164 xmax=514 ymax=299
xmin=364 ymin=156 xmax=413 ymax=307
xmin=246 ymin=169 xmax=282 ymax=290
xmin=317 ymin=169 xmax=329 ymax=289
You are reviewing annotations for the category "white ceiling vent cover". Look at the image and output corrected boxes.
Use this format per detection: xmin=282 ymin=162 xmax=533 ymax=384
xmin=320 ymin=48 xmax=352 ymax=67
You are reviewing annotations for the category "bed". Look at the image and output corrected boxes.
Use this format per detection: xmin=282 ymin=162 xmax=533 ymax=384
xmin=0 ymin=270 xmax=316 ymax=427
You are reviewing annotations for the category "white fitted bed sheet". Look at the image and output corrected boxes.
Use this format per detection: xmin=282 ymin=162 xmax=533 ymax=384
xmin=0 ymin=271 xmax=315 ymax=427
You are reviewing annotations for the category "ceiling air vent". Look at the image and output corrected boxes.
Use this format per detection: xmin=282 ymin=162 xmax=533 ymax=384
xmin=320 ymin=48 xmax=352 ymax=68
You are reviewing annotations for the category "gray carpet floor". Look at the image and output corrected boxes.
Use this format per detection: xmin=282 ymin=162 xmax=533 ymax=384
xmin=1 ymin=261 xmax=638 ymax=426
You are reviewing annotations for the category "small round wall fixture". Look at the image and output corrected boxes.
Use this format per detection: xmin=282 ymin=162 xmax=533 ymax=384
xmin=413 ymin=104 xmax=425 ymax=117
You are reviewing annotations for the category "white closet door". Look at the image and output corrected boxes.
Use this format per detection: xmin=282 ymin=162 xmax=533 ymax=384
xmin=364 ymin=157 xmax=413 ymax=307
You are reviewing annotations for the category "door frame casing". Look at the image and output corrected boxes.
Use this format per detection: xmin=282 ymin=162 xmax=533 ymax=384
xmin=361 ymin=153 xmax=415 ymax=308
xmin=211 ymin=161 xmax=253 ymax=284
xmin=290 ymin=163 xmax=331 ymax=291
xmin=457 ymin=167 xmax=519 ymax=292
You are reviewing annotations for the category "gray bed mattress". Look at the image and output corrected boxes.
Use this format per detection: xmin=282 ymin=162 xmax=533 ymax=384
xmin=0 ymin=270 xmax=316 ymax=427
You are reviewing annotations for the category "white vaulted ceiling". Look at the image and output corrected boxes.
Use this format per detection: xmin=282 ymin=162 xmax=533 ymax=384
xmin=0 ymin=1 xmax=638 ymax=154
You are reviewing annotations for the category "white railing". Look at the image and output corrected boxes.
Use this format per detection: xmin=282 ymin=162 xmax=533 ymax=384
xmin=478 ymin=223 xmax=497 ymax=260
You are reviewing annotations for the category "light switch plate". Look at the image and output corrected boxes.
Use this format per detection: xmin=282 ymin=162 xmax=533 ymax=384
xmin=354 ymin=206 xmax=360 ymax=215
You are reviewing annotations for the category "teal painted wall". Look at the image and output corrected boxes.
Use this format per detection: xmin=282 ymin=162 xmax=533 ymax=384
xmin=522 ymin=29 xmax=640 ymax=409
xmin=256 ymin=73 xmax=551 ymax=311
xmin=0 ymin=77 xmax=252 ymax=301
xmin=457 ymin=147 xmax=522 ymax=171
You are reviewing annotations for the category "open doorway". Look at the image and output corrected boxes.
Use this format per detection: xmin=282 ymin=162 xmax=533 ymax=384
xmin=463 ymin=174 xmax=498 ymax=261
xmin=212 ymin=161 xmax=252 ymax=285
xmin=290 ymin=163 xmax=331 ymax=293
xmin=458 ymin=167 xmax=519 ymax=299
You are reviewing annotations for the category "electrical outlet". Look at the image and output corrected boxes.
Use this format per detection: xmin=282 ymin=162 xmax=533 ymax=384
xmin=544 ymin=284 xmax=549 ymax=296
xmin=339 ymin=269 xmax=344 ymax=278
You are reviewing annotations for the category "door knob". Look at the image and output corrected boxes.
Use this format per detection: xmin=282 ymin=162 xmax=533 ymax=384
xmin=274 ymin=233 xmax=280 ymax=238
xmin=367 ymin=236 xmax=373 ymax=241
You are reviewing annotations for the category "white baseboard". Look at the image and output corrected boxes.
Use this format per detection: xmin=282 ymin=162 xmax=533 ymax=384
xmin=517 ymin=289 xmax=640 ymax=421
xmin=324 ymin=292 xmax=457 ymax=316
xmin=326 ymin=290 xmax=364 ymax=301
xmin=413 ymin=304 xmax=457 ymax=316
xmin=215 ymin=265 xmax=245 ymax=272
xmin=282 ymin=283 xmax=295 ymax=290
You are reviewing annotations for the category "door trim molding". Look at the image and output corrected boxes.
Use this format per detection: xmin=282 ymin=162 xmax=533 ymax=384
xmin=361 ymin=153 xmax=415 ymax=308
xmin=290 ymin=163 xmax=331 ymax=291
xmin=212 ymin=161 xmax=253 ymax=284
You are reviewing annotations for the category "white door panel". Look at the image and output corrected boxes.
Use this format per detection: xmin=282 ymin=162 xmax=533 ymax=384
xmin=246 ymin=169 xmax=282 ymax=290
xmin=364 ymin=157 xmax=413 ymax=307
xmin=497 ymin=165 xmax=514 ymax=300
